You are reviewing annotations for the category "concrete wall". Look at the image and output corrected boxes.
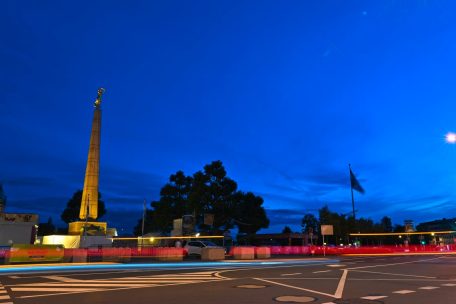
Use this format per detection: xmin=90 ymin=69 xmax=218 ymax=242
xmin=0 ymin=223 xmax=35 ymax=246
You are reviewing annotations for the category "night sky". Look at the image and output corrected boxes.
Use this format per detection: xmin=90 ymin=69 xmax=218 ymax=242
xmin=2 ymin=1 xmax=456 ymax=235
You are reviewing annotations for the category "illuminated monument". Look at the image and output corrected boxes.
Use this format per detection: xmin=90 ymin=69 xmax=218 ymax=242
xmin=68 ymin=88 xmax=108 ymax=235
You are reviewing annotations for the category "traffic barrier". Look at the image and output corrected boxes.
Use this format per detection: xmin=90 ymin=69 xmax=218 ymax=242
xmin=232 ymin=247 xmax=255 ymax=259
xmin=65 ymin=248 xmax=88 ymax=263
xmin=7 ymin=244 xmax=65 ymax=263
xmin=255 ymin=247 xmax=271 ymax=259
xmin=155 ymin=247 xmax=184 ymax=261
xmin=201 ymin=248 xmax=225 ymax=261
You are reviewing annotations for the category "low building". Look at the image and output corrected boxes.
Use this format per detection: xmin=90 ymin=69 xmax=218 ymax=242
xmin=0 ymin=213 xmax=39 ymax=246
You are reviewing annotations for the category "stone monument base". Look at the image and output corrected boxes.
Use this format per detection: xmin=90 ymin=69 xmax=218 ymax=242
xmin=68 ymin=221 xmax=107 ymax=236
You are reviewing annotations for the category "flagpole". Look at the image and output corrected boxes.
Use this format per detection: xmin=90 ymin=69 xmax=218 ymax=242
xmin=141 ymin=198 xmax=146 ymax=248
xmin=349 ymin=164 xmax=356 ymax=219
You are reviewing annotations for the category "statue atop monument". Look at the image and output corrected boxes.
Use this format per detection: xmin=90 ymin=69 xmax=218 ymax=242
xmin=94 ymin=87 xmax=105 ymax=108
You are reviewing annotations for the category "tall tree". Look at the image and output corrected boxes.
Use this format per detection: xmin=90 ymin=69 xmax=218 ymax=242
xmin=38 ymin=217 xmax=56 ymax=236
xmin=0 ymin=183 xmax=6 ymax=212
xmin=234 ymin=191 xmax=269 ymax=234
xmin=61 ymin=190 xmax=106 ymax=224
xmin=195 ymin=161 xmax=238 ymax=233
xmin=301 ymin=213 xmax=319 ymax=234
xmin=378 ymin=216 xmax=393 ymax=232
xmin=134 ymin=161 xmax=269 ymax=235
xmin=282 ymin=226 xmax=292 ymax=234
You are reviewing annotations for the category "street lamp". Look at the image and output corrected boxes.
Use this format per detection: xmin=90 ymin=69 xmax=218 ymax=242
xmin=445 ymin=132 xmax=456 ymax=144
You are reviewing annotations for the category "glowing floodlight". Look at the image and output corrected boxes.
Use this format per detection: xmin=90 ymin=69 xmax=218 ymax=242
xmin=445 ymin=132 xmax=456 ymax=144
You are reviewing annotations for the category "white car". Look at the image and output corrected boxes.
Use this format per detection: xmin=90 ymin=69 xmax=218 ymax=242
xmin=184 ymin=241 xmax=221 ymax=256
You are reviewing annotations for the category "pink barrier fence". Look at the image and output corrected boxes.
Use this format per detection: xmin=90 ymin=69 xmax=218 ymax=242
xmin=59 ymin=244 xmax=456 ymax=260
xmin=64 ymin=247 xmax=185 ymax=259
xmin=228 ymin=245 xmax=456 ymax=256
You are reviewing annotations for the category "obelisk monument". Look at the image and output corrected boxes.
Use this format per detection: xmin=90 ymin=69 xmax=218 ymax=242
xmin=80 ymin=88 xmax=104 ymax=220
xmin=68 ymin=88 xmax=108 ymax=235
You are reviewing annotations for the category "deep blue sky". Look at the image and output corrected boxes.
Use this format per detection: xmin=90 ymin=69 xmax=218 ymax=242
xmin=2 ymin=1 xmax=456 ymax=234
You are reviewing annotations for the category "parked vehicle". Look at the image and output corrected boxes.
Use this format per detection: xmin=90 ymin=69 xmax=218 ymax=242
xmin=184 ymin=241 xmax=222 ymax=256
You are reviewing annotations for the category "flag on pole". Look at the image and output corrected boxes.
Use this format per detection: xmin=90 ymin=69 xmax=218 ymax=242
xmin=350 ymin=167 xmax=365 ymax=194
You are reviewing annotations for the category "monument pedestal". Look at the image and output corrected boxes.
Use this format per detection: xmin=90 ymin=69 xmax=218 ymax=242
xmin=68 ymin=221 xmax=107 ymax=236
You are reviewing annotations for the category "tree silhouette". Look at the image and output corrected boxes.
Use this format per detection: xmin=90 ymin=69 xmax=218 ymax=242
xmin=61 ymin=190 xmax=106 ymax=223
xmin=134 ymin=161 xmax=269 ymax=235
xmin=282 ymin=226 xmax=292 ymax=234
xmin=301 ymin=213 xmax=319 ymax=234
xmin=38 ymin=217 xmax=56 ymax=236
xmin=0 ymin=183 xmax=6 ymax=212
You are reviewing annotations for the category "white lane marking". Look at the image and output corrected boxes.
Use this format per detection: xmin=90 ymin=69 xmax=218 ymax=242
xmin=129 ymin=276 xmax=217 ymax=279
xmin=44 ymin=276 xmax=82 ymax=282
xmin=0 ymin=283 xmax=11 ymax=302
xmin=313 ymin=270 xmax=331 ymax=273
xmin=11 ymin=267 xmax=222 ymax=279
xmin=350 ymin=269 xmax=436 ymax=279
xmin=275 ymin=295 xmax=315 ymax=303
xmin=361 ymin=295 xmax=388 ymax=300
xmin=393 ymin=290 xmax=415 ymax=294
xmin=257 ymin=278 xmax=339 ymax=280
xmin=216 ymin=260 xmax=341 ymax=277
xmin=237 ymin=284 xmax=267 ymax=289
xmin=327 ymin=264 xmax=345 ymax=268
xmin=12 ymin=288 xmax=103 ymax=292
xmin=334 ymin=270 xmax=348 ymax=299
xmin=253 ymin=278 xmax=336 ymax=298
xmin=419 ymin=286 xmax=439 ymax=290
xmin=347 ymin=279 xmax=450 ymax=281
xmin=442 ymin=283 xmax=456 ymax=286
xmin=15 ymin=281 xmax=216 ymax=299
xmin=10 ymin=271 xmax=227 ymax=299
xmin=253 ymin=268 xmax=349 ymax=299
xmin=12 ymin=283 xmax=154 ymax=287
xmin=43 ymin=280 xmax=201 ymax=283
xmin=347 ymin=257 xmax=445 ymax=270
xmin=281 ymin=273 xmax=302 ymax=276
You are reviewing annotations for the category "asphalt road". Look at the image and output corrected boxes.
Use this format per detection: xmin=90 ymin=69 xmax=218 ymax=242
xmin=1 ymin=255 xmax=455 ymax=304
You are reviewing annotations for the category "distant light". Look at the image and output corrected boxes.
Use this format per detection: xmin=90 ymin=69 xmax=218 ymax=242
xmin=445 ymin=132 xmax=456 ymax=143
xmin=149 ymin=237 xmax=154 ymax=242
xmin=195 ymin=233 xmax=200 ymax=237
xmin=431 ymin=232 xmax=435 ymax=236
xmin=398 ymin=235 xmax=402 ymax=238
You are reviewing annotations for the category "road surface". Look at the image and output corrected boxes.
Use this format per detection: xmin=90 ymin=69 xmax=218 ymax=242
xmin=0 ymin=255 xmax=455 ymax=304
